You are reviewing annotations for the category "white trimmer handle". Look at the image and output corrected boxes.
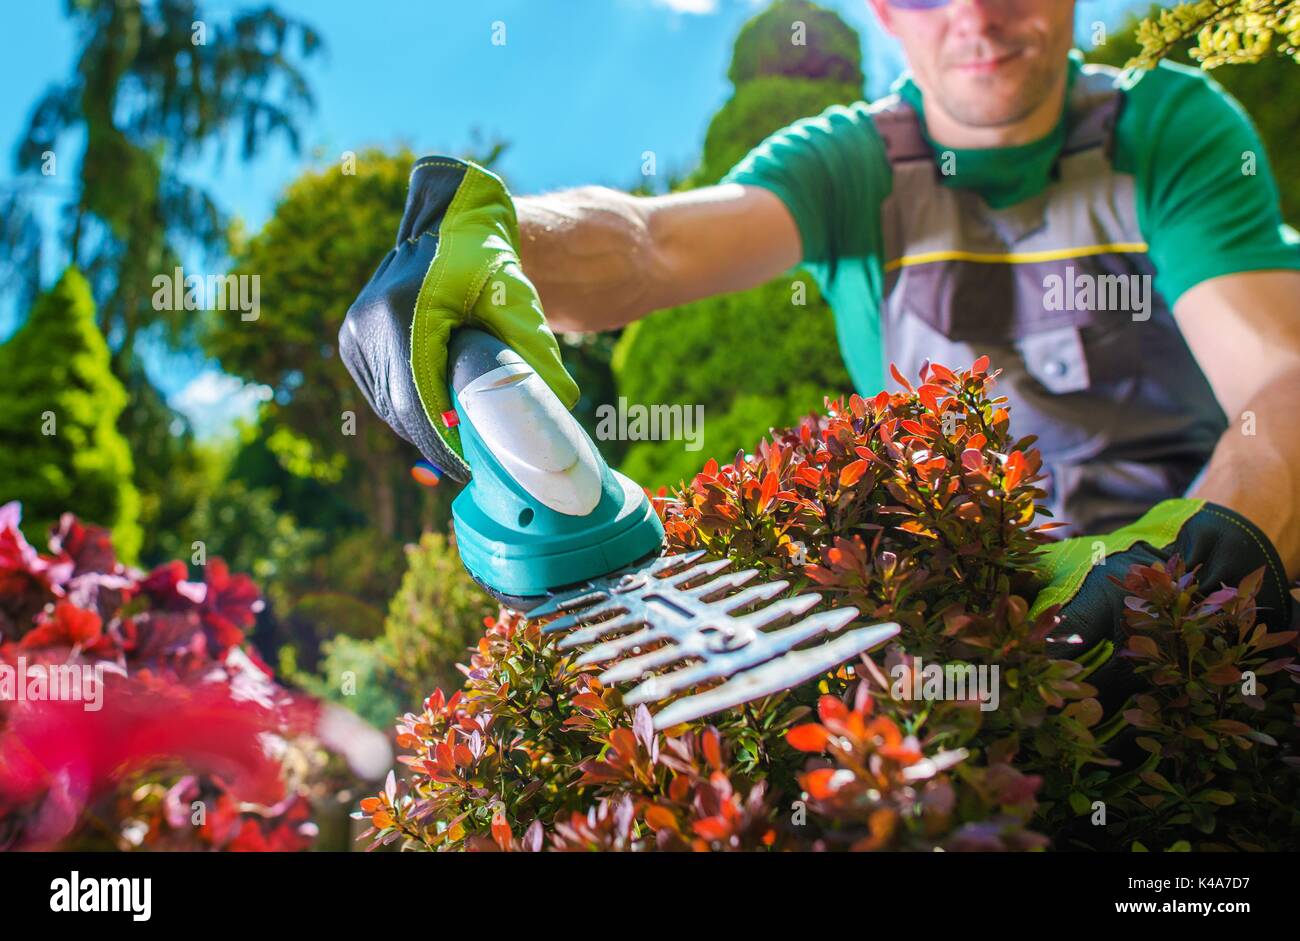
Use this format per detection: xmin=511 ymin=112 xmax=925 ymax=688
xmin=449 ymin=329 xmax=603 ymax=517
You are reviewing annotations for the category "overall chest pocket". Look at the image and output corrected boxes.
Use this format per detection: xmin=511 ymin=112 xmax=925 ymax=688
xmin=885 ymin=253 xmax=1146 ymax=396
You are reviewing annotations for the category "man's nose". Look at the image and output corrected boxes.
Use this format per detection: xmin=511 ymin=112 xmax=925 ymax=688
xmin=945 ymin=0 xmax=1014 ymax=31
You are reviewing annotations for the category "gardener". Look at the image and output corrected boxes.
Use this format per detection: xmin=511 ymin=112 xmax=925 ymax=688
xmin=340 ymin=0 xmax=1298 ymax=701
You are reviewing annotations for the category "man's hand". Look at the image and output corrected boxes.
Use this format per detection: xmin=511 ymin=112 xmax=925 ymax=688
xmin=338 ymin=157 xmax=578 ymax=482
xmin=1030 ymin=498 xmax=1294 ymax=715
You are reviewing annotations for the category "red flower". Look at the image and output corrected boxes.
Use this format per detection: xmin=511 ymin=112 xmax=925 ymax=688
xmin=19 ymin=602 xmax=112 ymax=657
xmin=201 ymin=560 xmax=264 ymax=653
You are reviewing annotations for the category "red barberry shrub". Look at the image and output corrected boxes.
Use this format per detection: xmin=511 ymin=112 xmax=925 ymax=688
xmin=362 ymin=360 xmax=1298 ymax=852
xmin=0 ymin=502 xmax=346 ymax=850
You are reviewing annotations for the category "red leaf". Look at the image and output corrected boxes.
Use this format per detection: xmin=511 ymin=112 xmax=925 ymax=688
xmin=1202 ymin=662 xmax=1243 ymax=685
xmin=839 ymin=460 xmax=869 ymax=488
xmin=609 ymin=727 xmax=639 ymax=762
xmin=643 ymin=804 xmax=679 ymax=833
xmin=571 ymin=693 xmax=607 ymax=713
xmin=786 ymin=724 xmax=831 ymax=752
xmin=20 ymin=601 xmax=103 ymax=650
xmin=1003 ymin=451 xmax=1026 ymax=491
xmin=928 ymin=363 xmax=958 ymax=385
xmin=702 ymin=727 xmax=723 ymax=771
xmin=692 ymin=816 xmax=730 ymax=841
xmin=491 ymin=812 xmax=512 ymax=851
xmin=817 ymin=695 xmax=849 ymax=724
xmin=917 ymin=384 xmax=944 ymax=413
xmin=801 ymin=768 xmax=840 ymax=800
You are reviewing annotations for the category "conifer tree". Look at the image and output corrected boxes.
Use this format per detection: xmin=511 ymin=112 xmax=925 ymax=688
xmin=0 ymin=268 xmax=140 ymax=560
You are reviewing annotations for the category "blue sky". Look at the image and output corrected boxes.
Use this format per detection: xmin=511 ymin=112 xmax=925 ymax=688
xmin=0 ymin=0 xmax=1148 ymax=436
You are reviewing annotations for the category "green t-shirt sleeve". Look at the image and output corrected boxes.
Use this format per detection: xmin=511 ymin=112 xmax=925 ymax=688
xmin=1116 ymin=60 xmax=1300 ymax=305
xmin=719 ymin=101 xmax=889 ymax=288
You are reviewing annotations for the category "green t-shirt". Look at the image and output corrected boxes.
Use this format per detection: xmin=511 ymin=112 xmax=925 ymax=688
xmin=721 ymin=52 xmax=1300 ymax=395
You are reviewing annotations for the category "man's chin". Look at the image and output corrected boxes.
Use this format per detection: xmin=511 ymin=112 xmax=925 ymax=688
xmin=935 ymin=77 xmax=1048 ymax=130
xmin=938 ymin=99 xmax=1037 ymax=130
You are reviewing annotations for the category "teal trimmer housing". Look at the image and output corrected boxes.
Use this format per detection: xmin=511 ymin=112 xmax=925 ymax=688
xmin=446 ymin=329 xmax=664 ymax=608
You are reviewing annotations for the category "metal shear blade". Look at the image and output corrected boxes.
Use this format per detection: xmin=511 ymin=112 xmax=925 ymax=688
xmin=528 ymin=552 xmax=899 ymax=729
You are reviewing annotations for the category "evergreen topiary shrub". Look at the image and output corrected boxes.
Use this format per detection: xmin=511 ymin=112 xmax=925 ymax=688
xmin=727 ymin=0 xmax=863 ymax=87
xmin=0 ymin=268 xmax=140 ymax=561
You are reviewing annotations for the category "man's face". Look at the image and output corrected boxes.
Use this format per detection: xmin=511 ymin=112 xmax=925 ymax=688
xmin=871 ymin=0 xmax=1077 ymax=130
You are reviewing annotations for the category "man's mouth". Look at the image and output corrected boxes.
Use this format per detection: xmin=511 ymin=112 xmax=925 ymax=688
xmin=952 ymin=48 xmax=1024 ymax=74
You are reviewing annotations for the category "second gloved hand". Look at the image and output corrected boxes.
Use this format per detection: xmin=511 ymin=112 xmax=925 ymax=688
xmin=339 ymin=156 xmax=579 ymax=482
xmin=1030 ymin=498 xmax=1294 ymax=717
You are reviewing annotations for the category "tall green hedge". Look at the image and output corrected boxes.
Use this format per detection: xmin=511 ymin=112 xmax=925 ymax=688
xmin=0 ymin=268 xmax=140 ymax=560
xmin=614 ymin=278 xmax=850 ymax=488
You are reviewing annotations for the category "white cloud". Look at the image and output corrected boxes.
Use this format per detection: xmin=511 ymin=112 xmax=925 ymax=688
xmin=170 ymin=369 xmax=272 ymax=439
xmin=652 ymin=0 xmax=719 ymax=13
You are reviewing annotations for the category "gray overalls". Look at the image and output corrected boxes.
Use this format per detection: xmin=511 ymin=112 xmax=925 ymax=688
xmin=869 ymin=64 xmax=1227 ymax=536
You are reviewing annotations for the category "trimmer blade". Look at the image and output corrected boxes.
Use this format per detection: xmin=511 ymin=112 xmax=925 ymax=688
xmin=527 ymin=552 xmax=899 ymax=729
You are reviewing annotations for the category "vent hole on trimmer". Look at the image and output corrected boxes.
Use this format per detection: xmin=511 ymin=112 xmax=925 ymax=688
xmin=518 ymin=508 xmax=534 ymax=527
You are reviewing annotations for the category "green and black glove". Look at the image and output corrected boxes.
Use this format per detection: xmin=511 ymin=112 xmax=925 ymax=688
xmin=1030 ymin=498 xmax=1294 ymax=715
xmin=339 ymin=156 xmax=578 ymax=482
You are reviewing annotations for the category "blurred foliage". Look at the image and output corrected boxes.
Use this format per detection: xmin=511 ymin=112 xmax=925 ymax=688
xmin=153 ymin=476 xmax=323 ymax=603
xmin=613 ymin=1 xmax=858 ymax=489
xmin=5 ymin=0 xmax=339 ymax=667
xmin=1129 ymin=1 xmax=1300 ymax=69
xmin=382 ymin=531 xmax=496 ymax=698
xmin=203 ymin=147 xmax=428 ymax=540
xmin=0 ymin=506 xmax=331 ymax=851
xmin=0 ymin=268 xmax=140 ymax=560
xmin=126 ymin=376 xmax=223 ymax=567
xmin=12 ymin=0 xmax=321 ymax=367
xmin=286 ymin=529 xmax=493 ymax=736
xmin=283 ymin=635 xmax=410 ymax=734
xmin=1090 ymin=6 xmax=1300 ymax=224
xmin=267 ymin=525 xmax=406 ymax=672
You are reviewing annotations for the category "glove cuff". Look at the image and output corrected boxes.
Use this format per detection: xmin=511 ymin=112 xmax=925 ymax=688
xmin=1183 ymin=502 xmax=1293 ymax=631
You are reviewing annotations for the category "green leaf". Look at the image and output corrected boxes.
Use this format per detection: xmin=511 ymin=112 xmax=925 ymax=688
xmin=1197 ymin=790 xmax=1235 ymax=807
xmin=1138 ymin=770 xmax=1176 ymax=793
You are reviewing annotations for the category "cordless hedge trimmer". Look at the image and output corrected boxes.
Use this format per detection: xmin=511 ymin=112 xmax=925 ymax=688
xmin=446 ymin=329 xmax=898 ymax=729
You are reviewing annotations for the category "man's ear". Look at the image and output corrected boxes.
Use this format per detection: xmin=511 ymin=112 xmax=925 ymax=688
xmin=866 ymin=0 xmax=898 ymax=37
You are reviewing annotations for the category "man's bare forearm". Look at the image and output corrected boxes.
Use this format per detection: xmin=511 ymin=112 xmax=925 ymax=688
xmin=515 ymin=186 xmax=663 ymax=333
xmin=1189 ymin=367 xmax=1300 ymax=579
xmin=515 ymin=182 xmax=801 ymax=333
